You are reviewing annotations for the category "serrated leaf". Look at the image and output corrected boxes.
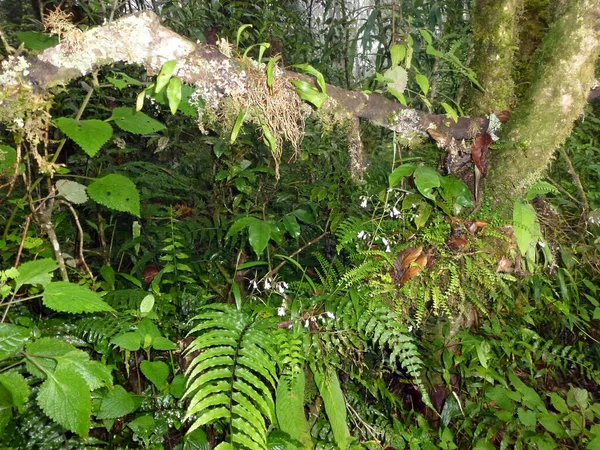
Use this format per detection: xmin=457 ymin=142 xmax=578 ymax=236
xmin=55 ymin=350 xmax=113 ymax=390
xmin=14 ymin=258 xmax=57 ymax=290
xmin=0 ymin=324 xmax=29 ymax=361
xmin=110 ymin=107 xmax=165 ymax=135
xmin=110 ymin=332 xmax=142 ymax=351
xmin=0 ymin=371 xmax=30 ymax=413
xmin=37 ymin=365 xmax=91 ymax=437
xmin=248 ymin=220 xmax=271 ymax=257
xmin=389 ymin=164 xmax=415 ymax=187
xmin=43 ymin=281 xmax=114 ymax=314
xmin=140 ymin=360 xmax=169 ymax=389
xmin=87 ymin=174 xmax=141 ymax=217
xmin=56 ymin=180 xmax=88 ymax=204
xmin=313 ymin=368 xmax=350 ymax=450
xmin=384 ymin=66 xmax=408 ymax=94
xmin=54 ymin=118 xmax=113 ymax=157
xmin=513 ymin=200 xmax=538 ymax=256
xmin=276 ymin=373 xmax=311 ymax=449
xmin=25 ymin=338 xmax=75 ymax=377
xmin=97 ymin=385 xmax=142 ymax=419
xmin=167 ymin=76 xmax=183 ymax=115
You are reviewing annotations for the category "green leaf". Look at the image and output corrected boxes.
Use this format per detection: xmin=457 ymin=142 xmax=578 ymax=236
xmin=419 ymin=29 xmax=433 ymax=45
xmin=56 ymin=179 xmax=88 ymax=204
xmin=54 ymin=118 xmax=113 ymax=157
xmin=226 ymin=216 xmax=259 ymax=240
xmin=97 ymin=385 xmax=142 ymax=419
xmin=267 ymin=56 xmax=282 ymax=94
xmin=110 ymin=107 xmax=165 ymax=135
xmin=282 ymin=215 xmax=301 ymax=239
xmin=170 ymin=374 xmax=187 ymax=399
xmin=441 ymin=102 xmax=458 ymax=123
xmin=25 ymin=338 xmax=75 ymax=377
xmin=152 ymin=336 xmax=177 ymax=351
xmin=390 ymin=44 xmax=406 ymax=67
xmin=292 ymin=208 xmax=315 ymax=224
xmin=538 ymin=413 xmax=565 ymax=437
xmin=139 ymin=294 xmax=155 ymax=317
xmin=290 ymin=79 xmax=328 ymax=109
xmin=248 ymin=220 xmax=272 ymax=257
xmin=550 ymin=393 xmax=568 ymax=414
xmin=16 ymin=31 xmax=58 ymax=51
xmin=140 ymin=360 xmax=169 ymax=389
xmin=439 ymin=176 xmax=474 ymax=214
xmin=14 ymin=258 xmax=57 ymax=290
xmin=414 ymin=166 xmax=440 ymax=200
xmin=156 ymin=60 xmax=177 ymax=93
xmin=55 ymin=350 xmax=113 ymax=390
xmin=0 ymin=144 xmax=16 ymax=174
xmin=37 ymin=365 xmax=91 ymax=437
xmin=414 ymin=201 xmax=433 ymax=229
xmin=313 ymin=368 xmax=350 ymax=450
xmin=276 ymin=373 xmax=312 ymax=449
xmin=0 ymin=371 xmax=30 ymax=413
xmin=167 ymin=76 xmax=183 ymax=115
xmin=111 ymin=332 xmax=142 ymax=351
xmin=415 ymin=73 xmax=429 ymax=96
xmin=517 ymin=407 xmax=537 ymax=428
xmin=389 ymin=164 xmax=415 ymax=187
xmin=513 ymin=200 xmax=538 ymax=256
xmin=87 ymin=174 xmax=141 ymax=217
xmin=43 ymin=281 xmax=114 ymax=314
xmin=236 ymin=24 xmax=253 ymax=47
xmin=0 ymin=383 xmax=13 ymax=433
xmin=230 ymin=108 xmax=247 ymax=144
xmin=0 ymin=324 xmax=29 ymax=361
xmin=291 ymin=64 xmax=327 ymax=93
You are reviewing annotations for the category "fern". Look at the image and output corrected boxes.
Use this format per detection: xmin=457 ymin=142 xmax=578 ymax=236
xmin=184 ymin=304 xmax=278 ymax=449
xmin=335 ymin=216 xmax=369 ymax=253
xmin=74 ymin=314 xmax=132 ymax=344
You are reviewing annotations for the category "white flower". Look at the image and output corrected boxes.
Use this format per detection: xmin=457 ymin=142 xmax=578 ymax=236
xmin=264 ymin=278 xmax=272 ymax=290
xmin=412 ymin=203 xmax=417 ymax=209
xmin=408 ymin=325 xmax=413 ymax=332
xmin=12 ymin=118 xmax=24 ymax=128
xmin=304 ymin=320 xmax=309 ymax=328
xmin=360 ymin=197 xmax=368 ymax=208
xmin=326 ymin=311 xmax=335 ymax=319
xmin=382 ymin=238 xmax=389 ymax=246
xmin=385 ymin=245 xmax=391 ymax=253
xmin=538 ymin=241 xmax=546 ymax=248
xmin=251 ymin=281 xmax=258 ymax=290
xmin=277 ymin=307 xmax=286 ymax=317
xmin=277 ymin=284 xmax=285 ymax=294
xmin=357 ymin=230 xmax=366 ymax=240
xmin=390 ymin=207 xmax=401 ymax=218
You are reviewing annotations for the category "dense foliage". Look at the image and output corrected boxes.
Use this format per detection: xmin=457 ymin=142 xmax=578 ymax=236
xmin=0 ymin=1 xmax=599 ymax=449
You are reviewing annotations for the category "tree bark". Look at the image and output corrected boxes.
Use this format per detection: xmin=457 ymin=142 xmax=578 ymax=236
xmin=486 ymin=0 xmax=600 ymax=200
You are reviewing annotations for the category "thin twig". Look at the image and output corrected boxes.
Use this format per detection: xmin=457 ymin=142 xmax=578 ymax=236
xmin=14 ymin=215 xmax=32 ymax=268
xmin=559 ymin=147 xmax=589 ymax=216
xmin=345 ymin=397 xmax=381 ymax=444
xmin=262 ymin=231 xmax=328 ymax=281
xmin=59 ymin=200 xmax=96 ymax=289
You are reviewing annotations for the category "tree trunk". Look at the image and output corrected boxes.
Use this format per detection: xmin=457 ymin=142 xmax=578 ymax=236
xmin=486 ymin=0 xmax=600 ymax=200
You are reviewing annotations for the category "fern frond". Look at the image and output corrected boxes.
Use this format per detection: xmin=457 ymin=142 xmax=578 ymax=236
xmin=335 ymin=217 xmax=369 ymax=253
xmin=184 ymin=304 xmax=277 ymax=449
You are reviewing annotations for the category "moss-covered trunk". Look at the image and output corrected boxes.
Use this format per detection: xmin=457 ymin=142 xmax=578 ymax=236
xmin=468 ymin=0 xmax=522 ymax=116
xmin=486 ymin=0 xmax=600 ymax=200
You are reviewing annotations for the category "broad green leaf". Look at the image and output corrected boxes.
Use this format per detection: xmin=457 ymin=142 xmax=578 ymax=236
xmin=538 ymin=413 xmax=565 ymax=437
xmin=414 ymin=201 xmax=432 ymax=229
xmin=276 ymin=373 xmax=312 ymax=449
xmin=441 ymin=102 xmax=458 ymax=123
xmin=550 ymin=392 xmax=568 ymax=414
xmin=517 ymin=407 xmax=536 ymax=428
xmin=291 ymin=64 xmax=326 ymax=93
xmin=140 ymin=360 xmax=169 ymax=389
xmin=25 ymin=338 xmax=75 ymax=377
xmin=37 ymin=365 xmax=91 ymax=437
xmin=184 ymin=428 xmax=210 ymax=450
xmin=0 ymin=383 xmax=13 ymax=433
xmin=55 ymin=350 xmax=113 ymax=390
xmin=0 ymin=324 xmax=29 ymax=361
xmin=513 ymin=200 xmax=537 ymax=256
xmin=290 ymin=79 xmax=328 ymax=109
xmin=136 ymin=89 xmax=146 ymax=112
xmin=248 ymin=220 xmax=271 ymax=257
xmin=14 ymin=258 xmax=57 ymax=290
xmin=56 ymin=179 xmax=88 ymax=204
xmin=384 ymin=66 xmax=408 ymax=94
xmin=110 ymin=107 xmax=166 ymax=135
xmin=230 ymin=108 xmax=247 ymax=144
xmin=43 ymin=281 xmax=114 ymax=314
xmin=54 ymin=118 xmax=113 ymax=157
xmin=0 ymin=145 xmax=16 ymax=174
xmin=313 ymin=368 xmax=350 ymax=450
xmin=439 ymin=176 xmax=474 ymax=214
xmin=390 ymin=44 xmax=406 ymax=67
xmin=170 ymin=374 xmax=187 ymax=399
xmin=156 ymin=60 xmax=177 ymax=93
xmin=152 ymin=336 xmax=177 ymax=351
xmin=282 ymin=215 xmax=301 ymax=239
xmin=106 ymin=72 xmax=142 ymax=90
xmin=292 ymin=208 xmax=315 ymax=224
xmin=111 ymin=332 xmax=142 ymax=351
xmin=16 ymin=31 xmax=58 ymax=51
xmin=97 ymin=385 xmax=142 ymax=419
xmin=128 ymin=414 xmax=154 ymax=438
xmin=419 ymin=29 xmax=433 ymax=45
xmin=389 ymin=164 xmax=415 ymax=187
xmin=167 ymin=76 xmax=183 ymax=115
xmin=150 ymin=83 xmax=197 ymax=116
xmin=0 ymin=371 xmax=30 ymax=413
xmin=87 ymin=174 xmax=141 ymax=217
xmin=485 ymin=386 xmax=515 ymax=411
xmin=262 ymin=123 xmax=277 ymax=154
xmin=426 ymin=44 xmax=444 ymax=57
xmin=414 ymin=166 xmax=440 ymax=200
xmin=415 ymin=73 xmax=429 ymax=96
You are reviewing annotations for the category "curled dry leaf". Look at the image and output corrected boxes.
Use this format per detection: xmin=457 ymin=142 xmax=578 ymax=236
xmin=447 ymin=235 xmax=468 ymax=251
xmin=494 ymin=110 xmax=511 ymax=123
xmin=471 ymin=132 xmax=492 ymax=174
xmin=495 ymin=256 xmax=513 ymax=273
xmin=143 ymin=265 xmax=159 ymax=284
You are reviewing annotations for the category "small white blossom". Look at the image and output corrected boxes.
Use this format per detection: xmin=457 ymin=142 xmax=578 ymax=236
xmin=408 ymin=325 xmax=413 ymax=332
xmin=360 ymin=197 xmax=368 ymax=208
xmin=385 ymin=245 xmax=391 ymax=253
xmin=390 ymin=207 xmax=401 ymax=218
xmin=304 ymin=319 xmax=309 ymax=328
xmin=382 ymin=238 xmax=389 ymax=246
xmin=412 ymin=203 xmax=417 ymax=209
xmin=326 ymin=311 xmax=335 ymax=319
xmin=277 ymin=307 xmax=286 ymax=317
xmin=538 ymin=241 xmax=546 ymax=248
xmin=251 ymin=281 xmax=258 ymax=290
xmin=357 ymin=230 xmax=366 ymax=240
xmin=12 ymin=118 xmax=24 ymax=128
xmin=264 ymin=278 xmax=272 ymax=290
